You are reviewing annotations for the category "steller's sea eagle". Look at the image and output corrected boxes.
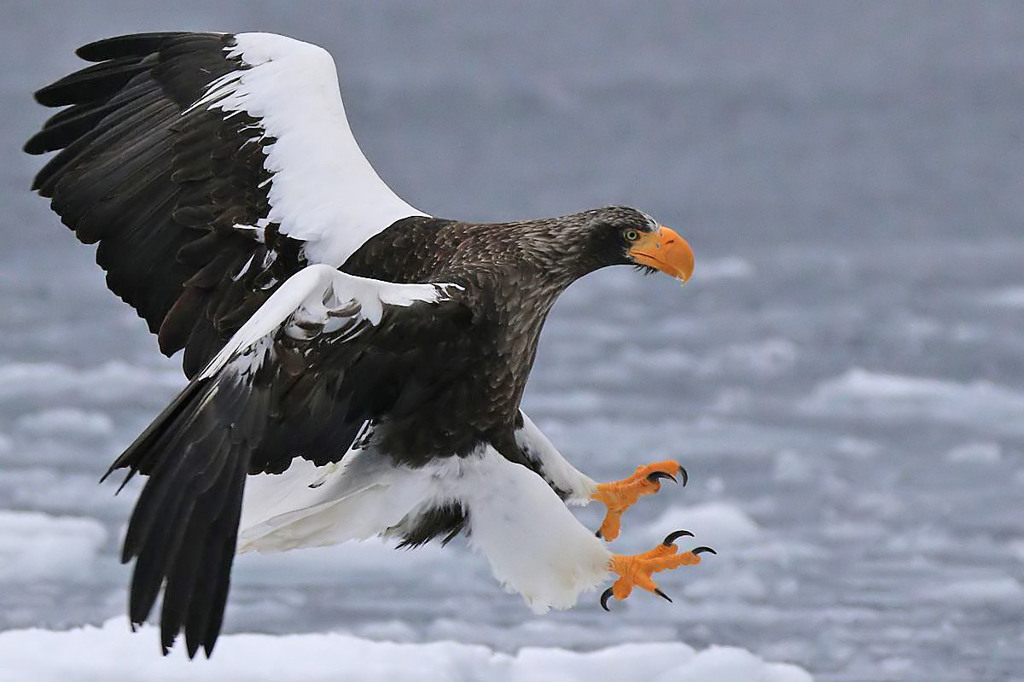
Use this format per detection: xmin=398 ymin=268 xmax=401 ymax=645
xmin=24 ymin=32 xmax=712 ymax=657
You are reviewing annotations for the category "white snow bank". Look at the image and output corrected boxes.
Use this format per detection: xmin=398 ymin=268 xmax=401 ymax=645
xmin=412 ymin=617 xmax=677 ymax=652
xmin=0 ymin=361 xmax=182 ymax=403
xmin=0 ymin=511 xmax=107 ymax=582
xmin=800 ymin=368 xmax=1024 ymax=434
xmin=0 ymin=617 xmax=813 ymax=682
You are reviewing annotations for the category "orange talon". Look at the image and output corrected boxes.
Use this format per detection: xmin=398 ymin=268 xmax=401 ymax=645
xmin=600 ymin=531 xmax=715 ymax=611
xmin=590 ymin=460 xmax=685 ymax=541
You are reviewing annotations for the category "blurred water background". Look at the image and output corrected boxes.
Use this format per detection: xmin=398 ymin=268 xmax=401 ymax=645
xmin=1 ymin=3 xmax=1022 ymax=680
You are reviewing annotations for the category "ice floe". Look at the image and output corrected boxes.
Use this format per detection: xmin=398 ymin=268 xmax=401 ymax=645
xmin=15 ymin=408 xmax=114 ymax=437
xmin=918 ymin=576 xmax=1024 ymax=605
xmin=0 ymin=469 xmax=132 ymax=517
xmin=683 ymin=566 xmax=768 ymax=601
xmin=693 ymin=256 xmax=755 ymax=282
xmin=0 ymin=617 xmax=813 ymax=682
xmin=800 ymin=368 xmax=1024 ymax=434
xmin=981 ymin=286 xmax=1024 ymax=308
xmin=0 ymin=361 xmax=182 ymax=403
xmin=413 ymin=617 xmax=678 ymax=652
xmin=945 ymin=441 xmax=1002 ymax=464
xmin=644 ymin=501 xmax=760 ymax=550
xmin=772 ymin=450 xmax=814 ymax=483
xmin=0 ymin=511 xmax=107 ymax=582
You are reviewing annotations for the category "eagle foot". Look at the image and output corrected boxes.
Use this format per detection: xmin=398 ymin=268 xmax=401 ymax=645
xmin=591 ymin=460 xmax=686 ymax=541
xmin=600 ymin=531 xmax=715 ymax=611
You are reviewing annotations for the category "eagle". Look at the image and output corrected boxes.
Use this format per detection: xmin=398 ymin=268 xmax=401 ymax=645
xmin=24 ymin=32 xmax=712 ymax=657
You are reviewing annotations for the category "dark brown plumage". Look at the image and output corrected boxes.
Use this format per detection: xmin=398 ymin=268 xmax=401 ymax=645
xmin=344 ymin=209 xmax=656 ymax=457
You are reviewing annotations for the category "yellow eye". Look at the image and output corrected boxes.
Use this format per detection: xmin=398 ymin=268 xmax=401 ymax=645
xmin=624 ymin=229 xmax=640 ymax=242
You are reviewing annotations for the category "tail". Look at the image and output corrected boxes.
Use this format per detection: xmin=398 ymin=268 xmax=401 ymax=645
xmin=105 ymin=373 xmax=262 ymax=657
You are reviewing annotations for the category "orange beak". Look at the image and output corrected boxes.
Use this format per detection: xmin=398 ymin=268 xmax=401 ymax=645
xmin=627 ymin=226 xmax=694 ymax=283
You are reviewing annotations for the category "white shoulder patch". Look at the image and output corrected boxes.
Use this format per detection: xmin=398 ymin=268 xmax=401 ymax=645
xmin=195 ymin=33 xmax=428 ymax=266
xmin=200 ymin=265 xmax=459 ymax=379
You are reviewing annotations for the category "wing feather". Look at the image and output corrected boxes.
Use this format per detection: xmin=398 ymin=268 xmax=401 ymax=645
xmin=26 ymin=32 xmax=426 ymax=376
xmin=106 ymin=265 xmax=468 ymax=656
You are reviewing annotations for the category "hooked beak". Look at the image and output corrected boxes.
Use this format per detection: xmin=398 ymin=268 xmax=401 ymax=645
xmin=627 ymin=226 xmax=694 ymax=283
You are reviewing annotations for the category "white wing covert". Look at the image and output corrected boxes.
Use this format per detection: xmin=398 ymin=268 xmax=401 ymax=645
xmin=106 ymin=264 xmax=465 ymax=657
xmin=26 ymin=32 xmax=426 ymax=376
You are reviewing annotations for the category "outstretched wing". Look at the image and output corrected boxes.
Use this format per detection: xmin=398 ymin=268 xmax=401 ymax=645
xmin=109 ymin=264 xmax=469 ymax=657
xmin=25 ymin=32 xmax=426 ymax=376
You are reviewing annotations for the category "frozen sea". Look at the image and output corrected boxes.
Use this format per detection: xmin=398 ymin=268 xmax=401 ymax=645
xmin=2 ymin=2 xmax=1023 ymax=680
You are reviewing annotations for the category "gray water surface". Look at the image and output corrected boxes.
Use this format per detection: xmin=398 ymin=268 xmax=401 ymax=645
xmin=1 ymin=3 xmax=1022 ymax=680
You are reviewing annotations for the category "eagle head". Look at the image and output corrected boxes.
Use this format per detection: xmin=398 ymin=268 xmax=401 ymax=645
xmin=570 ymin=206 xmax=694 ymax=283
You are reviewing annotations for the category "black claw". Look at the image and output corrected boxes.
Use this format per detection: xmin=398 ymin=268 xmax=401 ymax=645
xmin=692 ymin=546 xmax=717 ymax=556
xmin=663 ymin=529 xmax=694 ymax=546
xmin=654 ymin=587 xmax=673 ymax=603
xmin=646 ymin=471 xmax=677 ymax=485
xmin=600 ymin=587 xmax=615 ymax=612
xmin=679 ymin=466 xmax=688 ymax=487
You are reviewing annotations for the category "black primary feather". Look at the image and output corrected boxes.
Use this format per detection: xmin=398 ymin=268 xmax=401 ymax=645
xmin=25 ymin=32 xmax=307 ymax=378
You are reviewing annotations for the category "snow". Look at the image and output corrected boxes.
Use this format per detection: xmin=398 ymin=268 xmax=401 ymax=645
xmin=693 ymin=256 xmax=755 ymax=282
xmin=412 ymin=618 xmax=678 ymax=651
xmin=0 ymin=512 xmax=107 ymax=582
xmin=0 ymin=362 xmax=182 ymax=403
xmin=621 ymin=338 xmax=799 ymax=380
xmin=0 ymin=618 xmax=812 ymax=682
xmin=644 ymin=502 xmax=760 ymax=550
xmin=0 ymin=468 xmax=131 ymax=516
xmin=772 ymin=450 xmax=814 ymax=483
xmin=982 ymin=286 xmax=1024 ymax=308
xmin=683 ymin=567 xmax=768 ymax=601
xmin=832 ymin=437 xmax=881 ymax=459
xmin=919 ymin=576 xmax=1024 ymax=605
xmin=800 ymin=369 xmax=1024 ymax=435
xmin=945 ymin=441 xmax=1002 ymax=464
xmin=6 ymin=4 xmax=1024 ymax=680
xmin=671 ymin=645 xmax=809 ymax=682
xmin=714 ymin=339 xmax=798 ymax=378
xmin=15 ymin=408 xmax=114 ymax=437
